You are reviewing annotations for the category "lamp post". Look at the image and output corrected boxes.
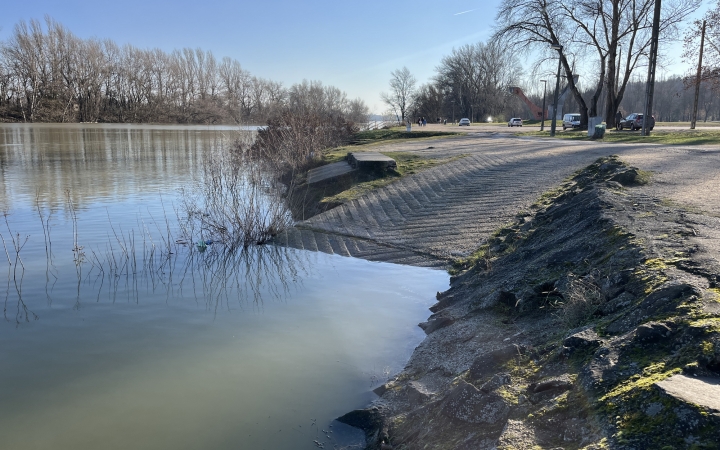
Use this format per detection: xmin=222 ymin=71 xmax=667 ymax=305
xmin=540 ymin=79 xmax=547 ymax=131
xmin=550 ymin=44 xmax=563 ymax=137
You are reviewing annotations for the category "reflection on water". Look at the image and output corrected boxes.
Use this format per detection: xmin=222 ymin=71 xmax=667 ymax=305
xmin=0 ymin=123 xmax=246 ymax=209
xmin=0 ymin=124 xmax=449 ymax=450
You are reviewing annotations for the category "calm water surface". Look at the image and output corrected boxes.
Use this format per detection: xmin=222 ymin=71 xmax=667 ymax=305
xmin=0 ymin=124 xmax=448 ymax=450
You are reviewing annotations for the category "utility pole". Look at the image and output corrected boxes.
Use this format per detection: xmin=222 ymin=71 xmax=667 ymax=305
xmin=540 ymin=80 xmax=547 ymax=131
xmin=691 ymin=20 xmax=707 ymax=130
xmin=642 ymin=0 xmax=662 ymax=136
xmin=550 ymin=44 xmax=563 ymax=137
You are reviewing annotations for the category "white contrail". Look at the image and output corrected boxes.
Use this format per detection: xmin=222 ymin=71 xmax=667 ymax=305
xmin=454 ymin=9 xmax=478 ymax=15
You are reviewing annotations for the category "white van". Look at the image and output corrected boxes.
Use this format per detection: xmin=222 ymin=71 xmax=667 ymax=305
xmin=562 ymin=113 xmax=581 ymax=130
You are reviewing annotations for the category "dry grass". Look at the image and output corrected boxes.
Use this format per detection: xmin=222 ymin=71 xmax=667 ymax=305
xmin=555 ymin=272 xmax=606 ymax=328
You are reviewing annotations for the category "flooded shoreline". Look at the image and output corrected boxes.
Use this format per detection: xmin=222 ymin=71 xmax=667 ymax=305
xmin=0 ymin=123 xmax=448 ymax=450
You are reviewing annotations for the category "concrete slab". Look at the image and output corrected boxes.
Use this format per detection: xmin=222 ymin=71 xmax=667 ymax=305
xmin=348 ymin=152 xmax=397 ymax=170
xmin=306 ymin=161 xmax=355 ymax=184
xmin=656 ymin=374 xmax=720 ymax=412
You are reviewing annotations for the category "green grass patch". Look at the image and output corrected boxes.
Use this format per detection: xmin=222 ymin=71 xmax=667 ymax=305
xmin=321 ymin=129 xmax=461 ymax=164
xmin=383 ymin=151 xmax=466 ymax=176
xmin=450 ymin=244 xmax=490 ymax=275
xmin=520 ymin=129 xmax=720 ymax=145
xmin=349 ymin=128 xmax=460 ymax=145
xmin=320 ymin=176 xmax=400 ymax=204
xmin=320 ymin=152 xmax=467 ymax=205
xmin=655 ymin=121 xmax=720 ymax=128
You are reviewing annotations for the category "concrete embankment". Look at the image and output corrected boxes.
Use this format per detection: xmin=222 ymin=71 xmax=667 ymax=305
xmin=276 ymin=133 xmax=720 ymax=269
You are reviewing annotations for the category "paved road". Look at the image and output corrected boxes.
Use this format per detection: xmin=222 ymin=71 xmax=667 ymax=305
xmin=420 ymin=123 xmax=720 ymax=133
xmin=274 ymin=132 xmax=720 ymax=268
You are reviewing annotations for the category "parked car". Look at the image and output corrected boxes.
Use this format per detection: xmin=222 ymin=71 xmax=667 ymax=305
xmin=562 ymin=113 xmax=581 ymax=130
xmin=618 ymin=113 xmax=655 ymax=131
xmin=508 ymin=118 xmax=523 ymax=127
xmin=458 ymin=118 xmax=471 ymax=126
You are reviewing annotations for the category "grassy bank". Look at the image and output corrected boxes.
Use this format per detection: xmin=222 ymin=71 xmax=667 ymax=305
xmin=348 ymin=128 xmax=461 ymax=145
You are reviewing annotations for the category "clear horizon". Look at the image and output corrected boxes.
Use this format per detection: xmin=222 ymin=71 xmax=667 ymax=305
xmin=2 ymin=0 xmax=711 ymax=114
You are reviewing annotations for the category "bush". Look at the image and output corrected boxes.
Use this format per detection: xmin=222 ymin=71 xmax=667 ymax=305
xmin=249 ymin=111 xmax=358 ymax=174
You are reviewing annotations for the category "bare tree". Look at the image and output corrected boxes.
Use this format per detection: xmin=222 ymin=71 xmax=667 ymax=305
xmin=1 ymin=19 xmax=47 ymax=121
xmin=0 ymin=16 xmax=367 ymax=125
xmin=381 ymin=67 xmax=416 ymax=122
xmin=434 ymin=41 xmax=521 ymax=121
xmin=494 ymin=0 xmax=699 ymax=129
xmin=565 ymin=0 xmax=700 ymax=127
xmin=412 ymin=83 xmax=444 ymax=122
xmin=683 ymin=1 xmax=720 ymax=91
xmin=494 ymin=0 xmax=590 ymax=128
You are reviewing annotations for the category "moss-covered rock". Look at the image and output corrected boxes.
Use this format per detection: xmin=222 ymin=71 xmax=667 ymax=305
xmin=346 ymin=156 xmax=720 ymax=449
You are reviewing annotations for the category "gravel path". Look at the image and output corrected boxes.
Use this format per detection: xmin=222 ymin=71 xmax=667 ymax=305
xmin=274 ymin=133 xmax=720 ymax=268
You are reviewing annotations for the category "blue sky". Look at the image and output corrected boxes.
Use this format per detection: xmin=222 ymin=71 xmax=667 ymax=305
xmin=1 ymin=0 xmax=710 ymax=114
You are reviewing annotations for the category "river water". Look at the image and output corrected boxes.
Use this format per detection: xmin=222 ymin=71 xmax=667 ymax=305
xmin=0 ymin=124 xmax=448 ymax=450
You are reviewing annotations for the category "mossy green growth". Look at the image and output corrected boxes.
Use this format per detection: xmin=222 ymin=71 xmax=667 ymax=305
xmin=688 ymin=318 xmax=720 ymax=334
xmin=496 ymin=385 xmax=520 ymax=405
xmin=644 ymin=258 xmax=668 ymax=270
xmin=634 ymin=169 xmax=652 ymax=185
xmin=531 ymin=185 xmax=569 ymax=209
xmin=580 ymin=438 xmax=610 ymax=449
xmin=707 ymin=288 xmax=720 ymax=302
xmin=449 ymin=244 xmax=490 ymax=275
xmin=701 ymin=341 xmax=715 ymax=356
xmin=604 ymin=225 xmax=632 ymax=244
xmin=600 ymin=363 xmax=680 ymax=402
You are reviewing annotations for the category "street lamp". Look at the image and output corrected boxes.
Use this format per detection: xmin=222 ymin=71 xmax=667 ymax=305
xmin=550 ymin=44 xmax=563 ymax=137
xmin=540 ymin=79 xmax=547 ymax=131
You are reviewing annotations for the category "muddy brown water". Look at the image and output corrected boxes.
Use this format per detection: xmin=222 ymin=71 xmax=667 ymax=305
xmin=0 ymin=124 xmax=448 ymax=450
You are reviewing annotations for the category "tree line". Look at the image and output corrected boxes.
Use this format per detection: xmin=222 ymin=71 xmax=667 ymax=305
xmin=0 ymin=16 xmax=369 ymax=124
xmin=531 ymin=74 xmax=720 ymax=122
xmin=388 ymin=0 xmax=714 ymax=127
xmin=383 ymin=42 xmax=525 ymax=124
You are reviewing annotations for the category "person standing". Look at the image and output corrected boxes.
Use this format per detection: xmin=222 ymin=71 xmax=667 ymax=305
xmin=615 ymin=110 xmax=623 ymax=130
